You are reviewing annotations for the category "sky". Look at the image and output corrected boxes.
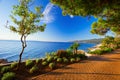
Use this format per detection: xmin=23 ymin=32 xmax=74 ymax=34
xmin=0 ymin=0 xmax=111 ymax=42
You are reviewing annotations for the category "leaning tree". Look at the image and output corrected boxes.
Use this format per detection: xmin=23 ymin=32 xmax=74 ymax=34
xmin=50 ymin=0 xmax=120 ymax=35
xmin=6 ymin=0 xmax=46 ymax=68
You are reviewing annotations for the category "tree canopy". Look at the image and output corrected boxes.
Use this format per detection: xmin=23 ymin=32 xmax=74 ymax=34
xmin=50 ymin=0 xmax=120 ymax=35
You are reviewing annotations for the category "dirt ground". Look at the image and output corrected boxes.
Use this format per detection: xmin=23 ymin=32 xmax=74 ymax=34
xmin=28 ymin=49 xmax=120 ymax=80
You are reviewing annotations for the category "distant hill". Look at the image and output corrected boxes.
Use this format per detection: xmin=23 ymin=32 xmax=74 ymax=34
xmin=71 ymin=38 xmax=103 ymax=44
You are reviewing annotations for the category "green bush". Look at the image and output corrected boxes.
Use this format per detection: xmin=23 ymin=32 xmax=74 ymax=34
xmin=42 ymin=61 xmax=48 ymax=66
xmin=89 ymin=50 xmax=103 ymax=55
xmin=51 ymin=52 xmax=57 ymax=56
xmin=66 ymin=48 xmax=73 ymax=56
xmin=11 ymin=62 xmax=18 ymax=69
xmin=47 ymin=56 xmax=53 ymax=62
xmin=1 ymin=72 xmax=15 ymax=80
xmin=63 ymin=58 xmax=69 ymax=63
xmin=36 ymin=59 xmax=41 ymax=64
xmin=76 ymin=57 xmax=81 ymax=61
xmin=49 ymin=63 xmax=55 ymax=69
xmin=70 ymin=58 xmax=75 ymax=63
xmin=25 ymin=59 xmax=34 ymax=68
xmin=57 ymin=58 xmax=62 ymax=62
xmin=1 ymin=66 xmax=11 ymax=73
xmin=29 ymin=65 xmax=39 ymax=74
xmin=103 ymin=48 xmax=113 ymax=53
xmin=54 ymin=56 xmax=58 ymax=60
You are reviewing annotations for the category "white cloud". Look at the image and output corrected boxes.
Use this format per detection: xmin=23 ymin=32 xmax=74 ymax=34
xmin=41 ymin=3 xmax=55 ymax=23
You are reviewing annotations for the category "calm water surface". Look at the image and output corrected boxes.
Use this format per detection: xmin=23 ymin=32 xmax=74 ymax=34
xmin=0 ymin=40 xmax=96 ymax=62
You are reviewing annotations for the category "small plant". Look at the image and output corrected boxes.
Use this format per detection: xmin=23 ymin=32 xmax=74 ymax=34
xmin=76 ymin=57 xmax=81 ymax=61
xmin=36 ymin=59 xmax=41 ymax=64
xmin=42 ymin=61 xmax=48 ymax=66
xmin=51 ymin=52 xmax=56 ymax=56
xmin=47 ymin=56 xmax=53 ymax=62
xmin=1 ymin=72 xmax=15 ymax=80
xmin=11 ymin=62 xmax=18 ymax=69
xmin=70 ymin=58 xmax=75 ymax=63
xmin=25 ymin=59 xmax=34 ymax=68
xmin=1 ymin=66 xmax=11 ymax=73
xmin=63 ymin=58 xmax=69 ymax=63
xmin=54 ymin=56 xmax=58 ymax=60
xmin=29 ymin=65 xmax=39 ymax=74
xmin=57 ymin=58 xmax=62 ymax=62
xmin=49 ymin=62 xmax=55 ymax=69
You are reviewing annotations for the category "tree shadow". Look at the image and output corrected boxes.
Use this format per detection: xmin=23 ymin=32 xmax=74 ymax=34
xmin=87 ymin=56 xmax=112 ymax=62
xmin=47 ymin=71 xmax=120 ymax=76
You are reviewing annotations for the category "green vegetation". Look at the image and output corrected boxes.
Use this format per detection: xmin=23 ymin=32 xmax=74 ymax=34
xmin=89 ymin=47 xmax=113 ymax=55
xmin=36 ymin=59 xmax=41 ymax=64
xmin=70 ymin=42 xmax=80 ymax=54
xmin=1 ymin=66 xmax=11 ymax=73
xmin=54 ymin=56 xmax=58 ymax=60
xmin=25 ymin=59 xmax=34 ymax=68
xmin=57 ymin=58 xmax=62 ymax=63
xmin=11 ymin=62 xmax=18 ymax=69
xmin=29 ymin=66 xmax=39 ymax=74
xmin=42 ymin=61 xmax=48 ymax=66
xmin=63 ymin=58 xmax=69 ymax=63
xmin=70 ymin=58 xmax=76 ymax=63
xmin=47 ymin=56 xmax=53 ymax=62
xmin=49 ymin=63 xmax=55 ymax=69
xmin=1 ymin=72 xmax=15 ymax=80
xmin=6 ymin=0 xmax=46 ymax=68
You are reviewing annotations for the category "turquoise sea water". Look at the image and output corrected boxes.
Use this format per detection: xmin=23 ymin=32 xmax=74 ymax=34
xmin=0 ymin=40 xmax=96 ymax=62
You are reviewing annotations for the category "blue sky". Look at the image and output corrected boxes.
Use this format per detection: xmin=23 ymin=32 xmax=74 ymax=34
xmin=0 ymin=0 xmax=109 ymax=42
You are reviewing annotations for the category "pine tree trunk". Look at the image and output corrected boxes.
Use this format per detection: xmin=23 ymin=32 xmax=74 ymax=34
xmin=17 ymin=35 xmax=27 ymax=69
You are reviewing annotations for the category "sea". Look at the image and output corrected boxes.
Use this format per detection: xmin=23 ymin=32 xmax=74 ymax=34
xmin=0 ymin=40 xmax=96 ymax=62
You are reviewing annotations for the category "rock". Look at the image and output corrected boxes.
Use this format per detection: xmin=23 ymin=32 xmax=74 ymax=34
xmin=0 ymin=59 xmax=8 ymax=64
xmin=77 ymin=50 xmax=85 ymax=54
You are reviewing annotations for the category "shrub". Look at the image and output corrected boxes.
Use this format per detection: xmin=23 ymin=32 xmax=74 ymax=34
xmin=57 ymin=58 xmax=62 ymax=62
xmin=56 ymin=50 xmax=68 ymax=58
xmin=51 ymin=52 xmax=57 ymax=56
xmin=66 ymin=48 xmax=73 ymax=56
xmin=29 ymin=66 xmax=39 ymax=74
xmin=1 ymin=72 xmax=15 ymax=80
xmin=11 ymin=62 xmax=18 ymax=69
xmin=103 ymin=48 xmax=113 ymax=53
xmin=76 ymin=57 xmax=81 ymax=61
xmin=36 ymin=59 xmax=41 ymax=64
xmin=70 ymin=58 xmax=75 ymax=63
xmin=42 ymin=61 xmax=48 ymax=66
xmin=47 ymin=56 xmax=53 ymax=62
xmin=1 ymin=66 xmax=11 ymax=73
xmin=49 ymin=63 xmax=55 ymax=69
xmin=63 ymin=58 xmax=69 ymax=63
xmin=89 ymin=50 xmax=103 ymax=55
xmin=54 ymin=56 xmax=58 ymax=60
xmin=25 ymin=59 xmax=34 ymax=68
